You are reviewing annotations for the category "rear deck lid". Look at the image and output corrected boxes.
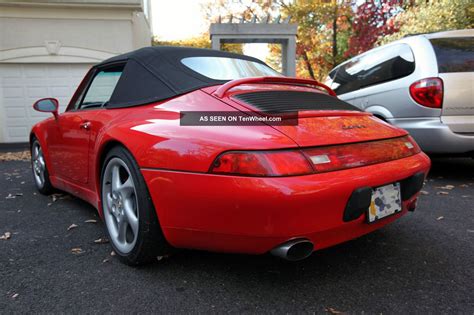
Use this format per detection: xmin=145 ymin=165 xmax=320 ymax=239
xmin=229 ymin=89 xmax=407 ymax=147
xmin=430 ymin=36 xmax=474 ymax=133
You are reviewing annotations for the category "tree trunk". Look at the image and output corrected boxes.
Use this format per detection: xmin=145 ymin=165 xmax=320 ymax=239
xmin=332 ymin=5 xmax=338 ymax=67
xmin=302 ymin=51 xmax=315 ymax=80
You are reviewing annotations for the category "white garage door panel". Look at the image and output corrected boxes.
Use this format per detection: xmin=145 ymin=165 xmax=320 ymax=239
xmin=0 ymin=64 xmax=92 ymax=143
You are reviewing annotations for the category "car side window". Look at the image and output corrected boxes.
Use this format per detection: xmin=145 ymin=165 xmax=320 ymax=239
xmin=75 ymin=65 xmax=124 ymax=110
xmin=332 ymin=44 xmax=415 ymax=95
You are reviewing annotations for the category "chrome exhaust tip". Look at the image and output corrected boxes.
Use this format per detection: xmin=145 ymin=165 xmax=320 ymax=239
xmin=270 ymin=239 xmax=314 ymax=261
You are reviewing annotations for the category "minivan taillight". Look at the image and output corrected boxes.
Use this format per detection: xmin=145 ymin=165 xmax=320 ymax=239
xmin=409 ymin=77 xmax=443 ymax=108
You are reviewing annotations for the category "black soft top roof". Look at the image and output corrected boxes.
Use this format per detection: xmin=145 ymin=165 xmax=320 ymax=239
xmin=96 ymin=46 xmax=269 ymax=108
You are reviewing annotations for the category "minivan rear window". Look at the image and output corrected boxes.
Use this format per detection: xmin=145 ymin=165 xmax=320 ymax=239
xmin=329 ymin=44 xmax=415 ymax=95
xmin=430 ymin=37 xmax=474 ymax=73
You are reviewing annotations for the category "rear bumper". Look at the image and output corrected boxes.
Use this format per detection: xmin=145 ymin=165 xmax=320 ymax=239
xmin=142 ymin=153 xmax=430 ymax=255
xmin=388 ymin=117 xmax=474 ymax=154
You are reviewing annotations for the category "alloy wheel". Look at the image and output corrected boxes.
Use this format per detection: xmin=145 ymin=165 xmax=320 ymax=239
xmin=102 ymin=157 xmax=139 ymax=254
xmin=32 ymin=142 xmax=46 ymax=188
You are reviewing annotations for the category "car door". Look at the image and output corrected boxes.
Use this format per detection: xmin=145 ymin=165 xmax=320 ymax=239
xmin=49 ymin=65 xmax=124 ymax=184
xmin=429 ymin=36 xmax=474 ymax=133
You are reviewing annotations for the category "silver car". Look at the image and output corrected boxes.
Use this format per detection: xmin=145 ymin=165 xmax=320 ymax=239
xmin=325 ymin=29 xmax=474 ymax=155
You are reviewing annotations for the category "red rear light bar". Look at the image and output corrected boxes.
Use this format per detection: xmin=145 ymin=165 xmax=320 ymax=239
xmin=210 ymin=136 xmax=421 ymax=177
xmin=213 ymin=76 xmax=337 ymax=98
xmin=303 ymin=136 xmax=421 ymax=173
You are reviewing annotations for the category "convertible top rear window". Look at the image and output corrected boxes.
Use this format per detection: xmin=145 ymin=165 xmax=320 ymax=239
xmin=181 ymin=57 xmax=281 ymax=80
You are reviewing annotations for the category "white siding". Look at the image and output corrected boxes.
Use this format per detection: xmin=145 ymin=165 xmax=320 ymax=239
xmin=0 ymin=64 xmax=91 ymax=142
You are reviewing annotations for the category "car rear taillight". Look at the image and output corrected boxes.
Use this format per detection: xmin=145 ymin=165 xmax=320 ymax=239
xmin=409 ymin=77 xmax=443 ymax=108
xmin=303 ymin=136 xmax=420 ymax=173
xmin=210 ymin=136 xmax=421 ymax=177
xmin=210 ymin=150 xmax=314 ymax=176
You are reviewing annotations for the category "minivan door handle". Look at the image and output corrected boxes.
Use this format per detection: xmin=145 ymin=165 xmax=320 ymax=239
xmin=360 ymin=98 xmax=369 ymax=109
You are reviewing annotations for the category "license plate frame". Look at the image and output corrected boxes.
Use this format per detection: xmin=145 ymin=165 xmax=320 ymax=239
xmin=367 ymin=182 xmax=402 ymax=223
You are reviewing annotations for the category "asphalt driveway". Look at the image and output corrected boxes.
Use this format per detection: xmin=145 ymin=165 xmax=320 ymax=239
xmin=1 ymin=156 xmax=473 ymax=313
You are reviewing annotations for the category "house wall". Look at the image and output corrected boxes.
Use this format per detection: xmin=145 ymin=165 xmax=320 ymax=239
xmin=0 ymin=5 xmax=151 ymax=58
xmin=0 ymin=0 xmax=152 ymax=142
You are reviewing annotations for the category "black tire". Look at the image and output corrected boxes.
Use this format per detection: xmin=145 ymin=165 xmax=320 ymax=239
xmin=31 ymin=138 xmax=54 ymax=195
xmin=101 ymin=145 xmax=170 ymax=265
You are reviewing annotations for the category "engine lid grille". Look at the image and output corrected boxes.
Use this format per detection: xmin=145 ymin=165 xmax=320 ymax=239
xmin=232 ymin=90 xmax=361 ymax=113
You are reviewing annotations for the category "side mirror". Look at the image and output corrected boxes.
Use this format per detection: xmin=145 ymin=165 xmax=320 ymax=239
xmin=33 ymin=98 xmax=59 ymax=118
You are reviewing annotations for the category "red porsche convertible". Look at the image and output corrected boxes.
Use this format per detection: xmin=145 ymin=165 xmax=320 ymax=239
xmin=30 ymin=47 xmax=430 ymax=265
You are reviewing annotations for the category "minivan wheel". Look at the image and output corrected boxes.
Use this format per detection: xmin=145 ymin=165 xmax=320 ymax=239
xmin=101 ymin=146 xmax=169 ymax=265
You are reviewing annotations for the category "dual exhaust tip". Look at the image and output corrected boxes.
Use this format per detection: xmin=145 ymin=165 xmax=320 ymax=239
xmin=270 ymin=239 xmax=314 ymax=261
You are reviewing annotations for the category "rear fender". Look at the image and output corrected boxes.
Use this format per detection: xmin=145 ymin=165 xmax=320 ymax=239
xmin=364 ymin=105 xmax=394 ymax=120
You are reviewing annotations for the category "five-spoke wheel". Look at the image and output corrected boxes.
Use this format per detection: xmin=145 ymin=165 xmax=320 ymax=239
xmin=102 ymin=158 xmax=139 ymax=254
xmin=101 ymin=146 xmax=169 ymax=265
xmin=31 ymin=139 xmax=53 ymax=194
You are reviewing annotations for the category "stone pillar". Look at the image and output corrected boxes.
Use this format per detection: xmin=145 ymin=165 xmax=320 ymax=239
xmin=211 ymin=36 xmax=221 ymax=50
xmin=282 ymin=38 xmax=296 ymax=77
xmin=209 ymin=23 xmax=298 ymax=76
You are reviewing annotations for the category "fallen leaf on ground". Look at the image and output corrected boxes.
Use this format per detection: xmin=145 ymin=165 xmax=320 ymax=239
xmin=94 ymin=238 xmax=109 ymax=244
xmin=51 ymin=194 xmax=64 ymax=202
xmin=325 ymin=307 xmax=344 ymax=314
xmin=103 ymin=258 xmax=109 ymax=263
xmin=420 ymin=190 xmax=429 ymax=195
xmin=442 ymin=185 xmax=455 ymax=190
xmin=0 ymin=232 xmax=12 ymax=240
xmin=71 ymin=248 xmax=84 ymax=255
xmin=459 ymin=184 xmax=469 ymax=188
xmin=11 ymin=293 xmax=19 ymax=299
xmin=15 ymin=193 xmax=23 ymax=197
xmin=110 ymin=251 xmax=116 ymax=256
xmin=84 ymin=219 xmax=97 ymax=224
xmin=437 ymin=191 xmax=449 ymax=195
xmin=5 ymin=194 xmax=15 ymax=199
xmin=0 ymin=151 xmax=30 ymax=161
xmin=436 ymin=185 xmax=455 ymax=190
xmin=67 ymin=224 xmax=78 ymax=231
xmin=437 ymin=216 xmax=444 ymax=221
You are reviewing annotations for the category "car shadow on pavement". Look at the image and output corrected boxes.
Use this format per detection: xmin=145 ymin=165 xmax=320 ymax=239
xmin=428 ymin=157 xmax=474 ymax=181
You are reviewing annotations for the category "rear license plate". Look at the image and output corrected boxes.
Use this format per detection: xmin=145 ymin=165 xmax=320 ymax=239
xmin=368 ymin=183 xmax=402 ymax=223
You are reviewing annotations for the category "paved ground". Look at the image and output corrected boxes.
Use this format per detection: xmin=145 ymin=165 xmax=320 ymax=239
xmin=0 ymin=157 xmax=473 ymax=313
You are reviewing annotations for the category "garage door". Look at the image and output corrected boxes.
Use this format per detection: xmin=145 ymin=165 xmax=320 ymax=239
xmin=0 ymin=63 xmax=92 ymax=143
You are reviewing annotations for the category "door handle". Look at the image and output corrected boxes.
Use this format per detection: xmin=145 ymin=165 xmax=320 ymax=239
xmin=79 ymin=121 xmax=91 ymax=130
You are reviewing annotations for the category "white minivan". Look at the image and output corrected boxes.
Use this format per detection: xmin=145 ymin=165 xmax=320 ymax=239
xmin=326 ymin=29 xmax=474 ymax=155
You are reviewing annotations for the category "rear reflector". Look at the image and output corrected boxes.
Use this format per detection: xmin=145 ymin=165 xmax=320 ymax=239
xmin=210 ymin=136 xmax=420 ymax=177
xmin=409 ymin=77 xmax=443 ymax=108
xmin=303 ymin=136 xmax=420 ymax=173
